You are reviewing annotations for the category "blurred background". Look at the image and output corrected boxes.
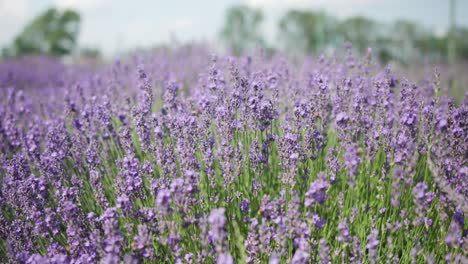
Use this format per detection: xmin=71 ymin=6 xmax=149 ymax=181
xmin=1 ymin=0 xmax=467 ymax=61
xmin=1 ymin=0 xmax=468 ymax=98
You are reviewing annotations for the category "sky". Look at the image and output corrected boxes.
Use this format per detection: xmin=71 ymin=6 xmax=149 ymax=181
xmin=1 ymin=0 xmax=467 ymax=56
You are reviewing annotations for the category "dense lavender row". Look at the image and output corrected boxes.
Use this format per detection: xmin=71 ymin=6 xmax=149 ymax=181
xmin=0 ymin=46 xmax=467 ymax=263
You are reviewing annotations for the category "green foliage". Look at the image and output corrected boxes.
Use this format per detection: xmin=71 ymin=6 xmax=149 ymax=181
xmin=28 ymin=122 xmax=461 ymax=262
xmin=79 ymin=47 xmax=101 ymax=59
xmin=453 ymin=27 xmax=468 ymax=59
xmin=275 ymin=9 xmax=468 ymax=63
xmin=337 ymin=16 xmax=378 ymax=53
xmin=279 ymin=10 xmax=337 ymax=54
xmin=220 ymin=5 xmax=265 ymax=56
xmin=11 ymin=8 xmax=80 ymax=57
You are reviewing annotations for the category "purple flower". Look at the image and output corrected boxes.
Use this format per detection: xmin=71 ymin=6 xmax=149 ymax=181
xmin=453 ymin=211 xmax=464 ymax=228
xmin=305 ymin=173 xmax=329 ymax=207
xmin=413 ymin=182 xmax=434 ymax=225
xmin=217 ymin=253 xmax=234 ymax=264
xmin=291 ymin=246 xmax=309 ymax=264
xmin=208 ymin=208 xmax=228 ymax=251
xmin=117 ymin=194 xmax=133 ymax=215
xmin=318 ymin=239 xmax=330 ymax=264
xmin=344 ymin=143 xmax=360 ymax=186
xmin=240 ymin=198 xmax=250 ymax=213
xmin=209 ymin=208 xmax=226 ymax=229
xmin=445 ymin=219 xmax=462 ymax=248
xmin=366 ymin=229 xmax=379 ymax=264
xmin=337 ymin=220 xmax=351 ymax=242
xmin=311 ymin=213 xmax=327 ymax=229
xmin=266 ymin=253 xmax=279 ymax=264
xmin=336 ymin=112 xmax=349 ymax=125
xmin=156 ymin=189 xmax=172 ymax=208
xmin=132 ymin=224 xmax=154 ymax=259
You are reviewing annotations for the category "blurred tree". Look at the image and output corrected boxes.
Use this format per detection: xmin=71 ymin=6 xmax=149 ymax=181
xmin=389 ymin=20 xmax=429 ymax=62
xmin=278 ymin=10 xmax=337 ymax=54
xmin=453 ymin=27 xmax=468 ymax=59
xmin=337 ymin=16 xmax=377 ymax=53
xmin=220 ymin=5 xmax=264 ymax=56
xmin=415 ymin=35 xmax=446 ymax=62
xmin=79 ymin=47 xmax=101 ymax=59
xmin=273 ymin=7 xmax=468 ymax=63
xmin=448 ymin=0 xmax=456 ymax=64
xmin=1 ymin=47 xmax=15 ymax=58
xmin=12 ymin=8 xmax=80 ymax=57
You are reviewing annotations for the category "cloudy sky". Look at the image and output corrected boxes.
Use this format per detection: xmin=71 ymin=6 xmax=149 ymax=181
xmin=1 ymin=0 xmax=467 ymax=56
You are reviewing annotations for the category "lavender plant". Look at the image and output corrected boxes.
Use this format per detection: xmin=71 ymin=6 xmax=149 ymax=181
xmin=0 ymin=46 xmax=467 ymax=263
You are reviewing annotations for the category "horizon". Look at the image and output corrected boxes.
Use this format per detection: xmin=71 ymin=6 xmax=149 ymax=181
xmin=1 ymin=0 xmax=467 ymax=57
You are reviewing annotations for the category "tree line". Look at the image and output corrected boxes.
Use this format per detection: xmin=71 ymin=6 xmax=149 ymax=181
xmin=220 ymin=5 xmax=468 ymax=64
xmin=3 ymin=5 xmax=468 ymax=64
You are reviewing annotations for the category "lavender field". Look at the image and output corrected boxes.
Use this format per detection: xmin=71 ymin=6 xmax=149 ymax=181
xmin=0 ymin=45 xmax=467 ymax=263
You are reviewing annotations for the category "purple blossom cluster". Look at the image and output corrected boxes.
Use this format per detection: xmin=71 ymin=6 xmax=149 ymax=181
xmin=0 ymin=45 xmax=467 ymax=263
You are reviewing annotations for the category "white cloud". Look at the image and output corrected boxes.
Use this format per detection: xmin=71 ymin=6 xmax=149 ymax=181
xmin=173 ymin=18 xmax=192 ymax=31
xmin=244 ymin=0 xmax=381 ymax=9
xmin=244 ymin=0 xmax=385 ymax=19
xmin=0 ymin=0 xmax=31 ymax=46
xmin=54 ymin=0 xmax=110 ymax=11
xmin=245 ymin=0 xmax=307 ymax=8
xmin=0 ymin=0 xmax=29 ymax=19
